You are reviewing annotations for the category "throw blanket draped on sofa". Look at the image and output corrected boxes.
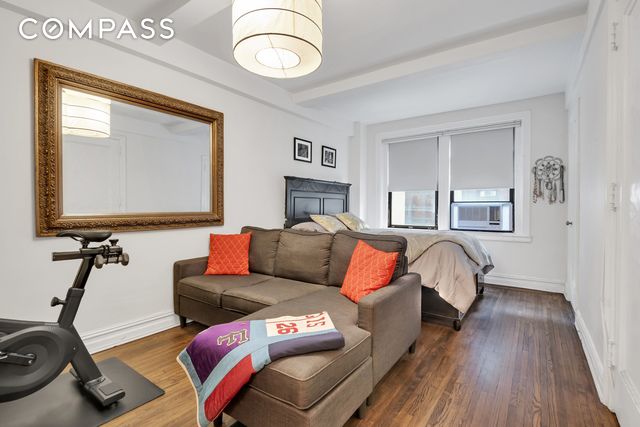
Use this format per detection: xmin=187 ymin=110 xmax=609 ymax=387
xmin=178 ymin=312 xmax=345 ymax=427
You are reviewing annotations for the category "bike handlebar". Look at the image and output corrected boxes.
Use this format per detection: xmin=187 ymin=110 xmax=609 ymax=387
xmin=52 ymin=244 xmax=129 ymax=267
xmin=51 ymin=251 xmax=86 ymax=261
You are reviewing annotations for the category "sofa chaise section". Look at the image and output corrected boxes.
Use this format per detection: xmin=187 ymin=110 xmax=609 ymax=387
xmin=231 ymin=287 xmax=372 ymax=411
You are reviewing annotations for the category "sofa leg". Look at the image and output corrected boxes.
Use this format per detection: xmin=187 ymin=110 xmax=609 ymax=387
xmin=213 ymin=414 xmax=223 ymax=426
xmin=179 ymin=316 xmax=187 ymax=328
xmin=356 ymin=400 xmax=369 ymax=419
xmin=366 ymin=395 xmax=373 ymax=406
xmin=408 ymin=340 xmax=417 ymax=354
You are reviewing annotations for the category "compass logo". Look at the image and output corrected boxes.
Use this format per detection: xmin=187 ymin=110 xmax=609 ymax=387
xmin=18 ymin=17 xmax=175 ymax=41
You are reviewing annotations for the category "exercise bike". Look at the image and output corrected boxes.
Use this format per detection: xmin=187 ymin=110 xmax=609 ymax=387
xmin=0 ymin=230 xmax=129 ymax=407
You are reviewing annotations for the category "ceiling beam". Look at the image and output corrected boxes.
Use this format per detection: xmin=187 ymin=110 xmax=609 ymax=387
xmin=159 ymin=0 xmax=231 ymax=45
xmin=293 ymin=15 xmax=586 ymax=105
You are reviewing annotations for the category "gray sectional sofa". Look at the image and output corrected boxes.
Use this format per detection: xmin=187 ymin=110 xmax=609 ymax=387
xmin=173 ymin=227 xmax=422 ymax=427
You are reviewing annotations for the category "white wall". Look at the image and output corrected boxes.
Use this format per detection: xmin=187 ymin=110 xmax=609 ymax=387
xmin=348 ymin=122 xmax=367 ymax=217
xmin=0 ymin=6 xmax=352 ymax=352
xmin=359 ymin=94 xmax=568 ymax=292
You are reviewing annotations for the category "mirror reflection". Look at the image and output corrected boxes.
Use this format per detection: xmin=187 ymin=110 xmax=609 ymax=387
xmin=61 ymin=88 xmax=212 ymax=216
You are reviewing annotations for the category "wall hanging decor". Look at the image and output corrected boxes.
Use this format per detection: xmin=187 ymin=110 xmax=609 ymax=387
xmin=321 ymin=146 xmax=337 ymax=168
xmin=293 ymin=137 xmax=313 ymax=163
xmin=532 ymin=156 xmax=565 ymax=204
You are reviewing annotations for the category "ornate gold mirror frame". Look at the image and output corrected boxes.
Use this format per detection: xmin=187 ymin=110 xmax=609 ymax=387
xmin=34 ymin=59 xmax=224 ymax=236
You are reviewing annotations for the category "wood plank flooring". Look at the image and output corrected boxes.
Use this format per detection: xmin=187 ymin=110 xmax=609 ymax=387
xmin=96 ymin=285 xmax=618 ymax=427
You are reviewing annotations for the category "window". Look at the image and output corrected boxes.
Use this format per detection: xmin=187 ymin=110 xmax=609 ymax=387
xmin=389 ymin=190 xmax=438 ymax=228
xmin=387 ymin=138 xmax=438 ymax=229
xmin=385 ymin=122 xmax=521 ymax=234
xmin=449 ymin=128 xmax=515 ymax=232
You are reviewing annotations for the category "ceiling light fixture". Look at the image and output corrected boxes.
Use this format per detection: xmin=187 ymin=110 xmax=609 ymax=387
xmin=232 ymin=0 xmax=323 ymax=79
xmin=61 ymin=88 xmax=111 ymax=138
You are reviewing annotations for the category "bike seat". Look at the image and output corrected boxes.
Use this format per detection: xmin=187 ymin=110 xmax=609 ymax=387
xmin=57 ymin=230 xmax=112 ymax=243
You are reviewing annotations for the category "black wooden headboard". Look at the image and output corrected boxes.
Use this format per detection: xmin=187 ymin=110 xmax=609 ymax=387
xmin=284 ymin=176 xmax=351 ymax=228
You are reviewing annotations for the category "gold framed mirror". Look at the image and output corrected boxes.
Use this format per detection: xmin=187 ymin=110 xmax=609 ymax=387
xmin=34 ymin=59 xmax=224 ymax=236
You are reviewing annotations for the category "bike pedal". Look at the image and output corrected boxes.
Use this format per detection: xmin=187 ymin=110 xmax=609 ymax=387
xmin=84 ymin=376 xmax=125 ymax=407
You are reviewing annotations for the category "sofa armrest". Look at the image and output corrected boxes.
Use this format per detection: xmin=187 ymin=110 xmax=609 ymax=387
xmin=173 ymin=256 xmax=208 ymax=315
xmin=357 ymin=273 xmax=421 ymax=385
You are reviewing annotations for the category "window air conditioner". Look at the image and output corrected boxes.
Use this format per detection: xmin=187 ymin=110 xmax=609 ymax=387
xmin=450 ymin=202 xmax=513 ymax=232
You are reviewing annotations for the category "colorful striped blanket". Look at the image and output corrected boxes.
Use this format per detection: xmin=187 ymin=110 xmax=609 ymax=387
xmin=177 ymin=312 xmax=344 ymax=427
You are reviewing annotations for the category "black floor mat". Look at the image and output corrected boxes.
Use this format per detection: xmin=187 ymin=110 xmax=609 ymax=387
xmin=0 ymin=357 xmax=164 ymax=427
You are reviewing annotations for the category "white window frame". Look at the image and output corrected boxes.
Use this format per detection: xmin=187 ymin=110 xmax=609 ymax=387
xmin=376 ymin=111 xmax=532 ymax=242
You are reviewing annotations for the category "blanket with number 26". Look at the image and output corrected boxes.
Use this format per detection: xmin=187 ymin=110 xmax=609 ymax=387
xmin=177 ymin=312 xmax=345 ymax=427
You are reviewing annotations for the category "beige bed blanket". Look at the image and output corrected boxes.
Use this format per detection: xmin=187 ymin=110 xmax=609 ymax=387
xmin=373 ymin=229 xmax=494 ymax=313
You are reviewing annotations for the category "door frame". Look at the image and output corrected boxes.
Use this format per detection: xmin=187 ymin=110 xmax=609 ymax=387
xmin=565 ymin=98 xmax=581 ymax=303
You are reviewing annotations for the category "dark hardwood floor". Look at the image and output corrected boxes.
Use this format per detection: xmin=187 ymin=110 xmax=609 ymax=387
xmin=96 ymin=285 xmax=618 ymax=427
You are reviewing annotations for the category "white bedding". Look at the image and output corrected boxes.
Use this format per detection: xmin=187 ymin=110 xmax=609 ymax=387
xmin=370 ymin=229 xmax=494 ymax=313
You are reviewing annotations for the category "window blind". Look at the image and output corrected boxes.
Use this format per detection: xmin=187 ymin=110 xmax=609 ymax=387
xmin=388 ymin=138 xmax=438 ymax=192
xmin=450 ymin=128 xmax=514 ymax=190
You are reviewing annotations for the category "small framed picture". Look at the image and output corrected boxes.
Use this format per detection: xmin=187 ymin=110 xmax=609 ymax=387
xmin=293 ymin=138 xmax=312 ymax=163
xmin=321 ymin=145 xmax=337 ymax=168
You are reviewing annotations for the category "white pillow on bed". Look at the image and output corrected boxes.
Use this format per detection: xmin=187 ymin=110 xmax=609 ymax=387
xmin=291 ymin=221 xmax=330 ymax=233
xmin=335 ymin=212 xmax=368 ymax=231
xmin=310 ymin=215 xmax=349 ymax=233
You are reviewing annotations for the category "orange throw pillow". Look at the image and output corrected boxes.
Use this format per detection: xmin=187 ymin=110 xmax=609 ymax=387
xmin=340 ymin=240 xmax=399 ymax=303
xmin=205 ymin=233 xmax=252 ymax=276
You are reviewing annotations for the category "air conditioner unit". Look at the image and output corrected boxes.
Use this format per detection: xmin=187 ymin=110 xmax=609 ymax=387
xmin=450 ymin=202 xmax=513 ymax=232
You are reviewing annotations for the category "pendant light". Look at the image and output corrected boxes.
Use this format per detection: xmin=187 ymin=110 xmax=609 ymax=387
xmin=232 ymin=0 xmax=323 ymax=79
xmin=61 ymin=88 xmax=111 ymax=138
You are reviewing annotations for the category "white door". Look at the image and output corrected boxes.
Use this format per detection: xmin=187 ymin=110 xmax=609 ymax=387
xmin=62 ymin=135 xmax=125 ymax=214
xmin=615 ymin=1 xmax=640 ymax=424
xmin=566 ymin=99 xmax=581 ymax=303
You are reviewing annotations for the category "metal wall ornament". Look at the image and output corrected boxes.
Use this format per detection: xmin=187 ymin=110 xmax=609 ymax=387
xmin=532 ymin=156 xmax=565 ymax=204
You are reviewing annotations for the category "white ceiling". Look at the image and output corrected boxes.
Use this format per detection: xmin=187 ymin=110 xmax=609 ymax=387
xmin=299 ymin=34 xmax=583 ymax=123
xmin=91 ymin=0 xmax=189 ymax=24
xmin=89 ymin=0 xmax=588 ymax=123
xmin=178 ymin=0 xmax=587 ymax=92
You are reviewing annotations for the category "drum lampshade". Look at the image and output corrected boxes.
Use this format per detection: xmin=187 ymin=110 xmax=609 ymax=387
xmin=61 ymin=88 xmax=111 ymax=138
xmin=232 ymin=0 xmax=323 ymax=78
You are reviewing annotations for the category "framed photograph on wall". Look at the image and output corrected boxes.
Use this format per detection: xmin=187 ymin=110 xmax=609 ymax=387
xmin=321 ymin=145 xmax=337 ymax=168
xmin=293 ymin=137 xmax=312 ymax=163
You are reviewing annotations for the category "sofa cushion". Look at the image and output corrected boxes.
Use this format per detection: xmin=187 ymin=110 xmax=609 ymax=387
xmin=274 ymin=230 xmax=333 ymax=285
xmin=340 ymin=240 xmax=398 ymax=303
xmin=241 ymin=226 xmax=281 ymax=276
xmin=239 ymin=287 xmax=371 ymax=410
xmin=328 ymin=231 xmax=407 ymax=286
xmin=221 ymin=278 xmax=325 ymax=314
xmin=178 ymin=273 xmax=272 ymax=307
xmin=205 ymin=233 xmax=251 ymax=276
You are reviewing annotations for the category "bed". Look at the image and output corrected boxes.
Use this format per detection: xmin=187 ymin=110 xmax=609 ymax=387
xmin=283 ymin=176 xmax=494 ymax=330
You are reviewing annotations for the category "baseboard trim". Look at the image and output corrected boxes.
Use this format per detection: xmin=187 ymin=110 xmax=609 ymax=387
xmin=82 ymin=311 xmax=180 ymax=354
xmin=484 ymin=273 xmax=565 ymax=294
xmin=574 ymin=309 xmax=606 ymax=402
xmin=616 ymin=370 xmax=640 ymax=426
